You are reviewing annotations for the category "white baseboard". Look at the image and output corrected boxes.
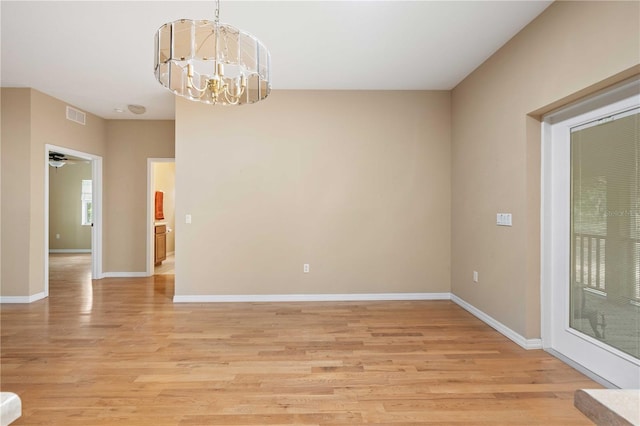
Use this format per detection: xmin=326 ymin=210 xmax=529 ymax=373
xmin=173 ymin=292 xmax=452 ymax=303
xmin=102 ymin=272 xmax=150 ymax=278
xmin=451 ymin=294 xmax=542 ymax=350
xmin=49 ymin=249 xmax=91 ymax=253
xmin=0 ymin=292 xmax=46 ymax=304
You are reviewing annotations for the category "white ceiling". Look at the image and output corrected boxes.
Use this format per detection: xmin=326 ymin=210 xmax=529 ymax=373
xmin=1 ymin=1 xmax=552 ymax=120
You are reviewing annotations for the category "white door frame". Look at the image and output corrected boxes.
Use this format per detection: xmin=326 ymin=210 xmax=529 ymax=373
xmin=146 ymin=158 xmax=175 ymax=276
xmin=45 ymin=144 xmax=103 ymax=296
xmin=541 ymin=78 xmax=640 ymax=389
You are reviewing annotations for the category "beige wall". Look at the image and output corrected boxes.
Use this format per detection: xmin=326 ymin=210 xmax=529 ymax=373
xmin=1 ymin=88 xmax=106 ymax=297
xmin=451 ymin=1 xmax=640 ymax=338
xmin=104 ymin=120 xmax=175 ymax=273
xmin=175 ymin=90 xmax=451 ymax=296
xmin=1 ymin=89 xmax=32 ymax=296
xmin=154 ymin=162 xmax=176 ymax=253
xmin=49 ymin=161 xmax=92 ymax=250
xmin=0 ymin=89 xmax=3 ymax=294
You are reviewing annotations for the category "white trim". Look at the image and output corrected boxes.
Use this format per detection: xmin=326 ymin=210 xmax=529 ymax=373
xmin=0 ymin=292 xmax=46 ymax=304
xmin=102 ymin=272 xmax=150 ymax=278
xmin=451 ymin=294 xmax=543 ymax=350
xmin=91 ymin=157 xmax=103 ymax=280
xmin=540 ymin=119 xmax=553 ymax=349
xmin=49 ymin=249 xmax=91 ymax=253
xmin=173 ymin=292 xmax=452 ymax=303
xmin=544 ymin=77 xmax=640 ymax=126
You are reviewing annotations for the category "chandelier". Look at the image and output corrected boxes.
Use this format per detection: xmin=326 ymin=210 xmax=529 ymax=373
xmin=154 ymin=0 xmax=271 ymax=105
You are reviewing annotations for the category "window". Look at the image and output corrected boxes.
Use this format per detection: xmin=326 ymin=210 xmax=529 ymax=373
xmin=81 ymin=179 xmax=92 ymax=226
xmin=570 ymin=107 xmax=639 ymax=360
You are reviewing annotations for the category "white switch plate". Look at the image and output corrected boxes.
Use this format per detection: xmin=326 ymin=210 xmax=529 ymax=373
xmin=497 ymin=213 xmax=512 ymax=226
xmin=473 ymin=271 xmax=478 ymax=283
xmin=185 ymin=214 xmax=192 ymax=224
xmin=303 ymin=264 xmax=310 ymax=273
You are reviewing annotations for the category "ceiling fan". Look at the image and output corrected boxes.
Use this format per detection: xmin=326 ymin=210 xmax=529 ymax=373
xmin=48 ymin=151 xmax=79 ymax=168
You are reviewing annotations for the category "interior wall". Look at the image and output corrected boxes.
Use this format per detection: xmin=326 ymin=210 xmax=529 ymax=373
xmin=49 ymin=161 xmax=92 ymax=250
xmin=451 ymin=1 xmax=640 ymax=338
xmin=154 ymin=162 xmax=176 ymax=253
xmin=104 ymin=120 xmax=175 ymax=273
xmin=0 ymin=88 xmax=107 ymax=297
xmin=175 ymin=90 xmax=451 ymax=297
xmin=0 ymin=89 xmax=2 ymax=294
xmin=1 ymin=89 xmax=32 ymax=296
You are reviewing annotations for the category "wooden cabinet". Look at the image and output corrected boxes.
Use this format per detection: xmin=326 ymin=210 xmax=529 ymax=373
xmin=154 ymin=224 xmax=167 ymax=265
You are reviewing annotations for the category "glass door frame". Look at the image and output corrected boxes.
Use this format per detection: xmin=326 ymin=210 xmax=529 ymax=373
xmin=541 ymin=78 xmax=640 ymax=389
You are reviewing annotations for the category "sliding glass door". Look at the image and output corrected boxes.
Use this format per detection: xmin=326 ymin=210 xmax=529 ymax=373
xmin=543 ymin=82 xmax=639 ymax=388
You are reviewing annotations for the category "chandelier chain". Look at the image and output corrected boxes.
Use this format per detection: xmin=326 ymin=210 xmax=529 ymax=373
xmin=215 ymin=0 xmax=220 ymax=23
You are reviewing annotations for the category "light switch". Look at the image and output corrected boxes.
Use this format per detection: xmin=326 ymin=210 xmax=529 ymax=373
xmin=505 ymin=214 xmax=512 ymax=226
xmin=185 ymin=214 xmax=192 ymax=224
xmin=497 ymin=213 xmax=512 ymax=226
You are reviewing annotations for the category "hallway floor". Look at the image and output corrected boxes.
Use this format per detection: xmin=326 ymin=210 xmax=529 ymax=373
xmin=155 ymin=253 xmax=175 ymax=275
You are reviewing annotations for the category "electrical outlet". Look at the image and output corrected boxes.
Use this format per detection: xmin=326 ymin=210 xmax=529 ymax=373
xmin=303 ymin=264 xmax=310 ymax=273
xmin=473 ymin=271 xmax=479 ymax=283
xmin=185 ymin=214 xmax=192 ymax=224
xmin=56 ymin=234 xmax=60 ymax=239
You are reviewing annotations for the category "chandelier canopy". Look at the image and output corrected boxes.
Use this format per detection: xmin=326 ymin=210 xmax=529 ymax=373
xmin=154 ymin=0 xmax=271 ymax=106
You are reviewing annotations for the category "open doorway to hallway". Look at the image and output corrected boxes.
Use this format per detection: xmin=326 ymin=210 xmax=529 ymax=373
xmin=45 ymin=145 xmax=103 ymax=296
xmin=148 ymin=159 xmax=175 ymax=276
xmin=49 ymin=153 xmax=92 ymax=254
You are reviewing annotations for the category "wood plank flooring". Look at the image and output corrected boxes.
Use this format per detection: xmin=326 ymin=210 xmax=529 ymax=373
xmin=1 ymin=254 xmax=599 ymax=425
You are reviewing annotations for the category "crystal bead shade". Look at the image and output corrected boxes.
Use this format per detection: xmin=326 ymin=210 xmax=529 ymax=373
xmin=154 ymin=19 xmax=271 ymax=105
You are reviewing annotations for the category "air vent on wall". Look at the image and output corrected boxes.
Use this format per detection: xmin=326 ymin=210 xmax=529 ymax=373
xmin=66 ymin=106 xmax=86 ymax=125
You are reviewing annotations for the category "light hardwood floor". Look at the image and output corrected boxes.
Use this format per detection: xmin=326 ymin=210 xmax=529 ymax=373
xmin=0 ymin=254 xmax=599 ymax=425
xmin=155 ymin=253 xmax=175 ymax=275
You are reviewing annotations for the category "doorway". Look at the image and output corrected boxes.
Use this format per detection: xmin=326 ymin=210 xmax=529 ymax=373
xmin=45 ymin=144 xmax=103 ymax=296
xmin=147 ymin=158 xmax=175 ymax=276
xmin=542 ymin=79 xmax=639 ymax=388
